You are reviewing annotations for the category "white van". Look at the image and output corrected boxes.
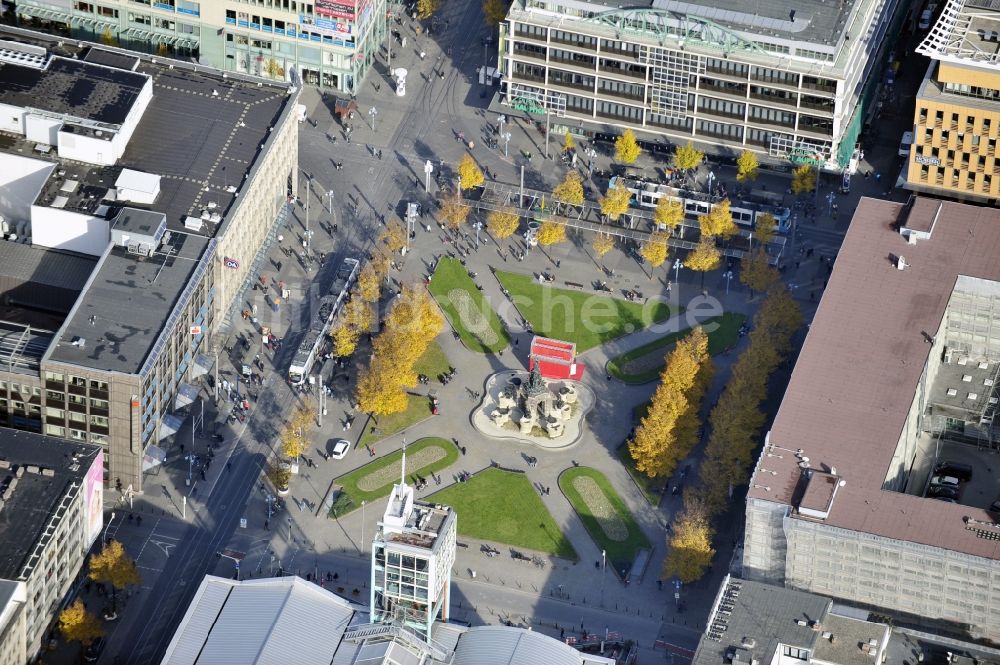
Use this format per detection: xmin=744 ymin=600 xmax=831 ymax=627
xmin=898 ymin=131 xmax=914 ymax=157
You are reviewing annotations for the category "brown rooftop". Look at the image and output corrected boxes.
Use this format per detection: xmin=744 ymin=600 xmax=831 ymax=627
xmin=749 ymin=196 xmax=1000 ymax=559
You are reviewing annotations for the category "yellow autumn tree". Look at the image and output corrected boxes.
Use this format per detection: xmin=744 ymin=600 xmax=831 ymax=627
xmin=614 ymin=129 xmax=641 ymax=164
xmin=654 ymin=197 xmax=684 ymax=233
xmin=440 ymin=191 xmax=470 ymax=229
xmin=563 ymin=130 xmax=576 ymax=152
xmin=698 ymin=199 xmax=737 ymax=239
xmin=640 ymin=231 xmax=669 ymax=270
xmin=536 ymin=220 xmax=566 ymax=246
xmin=416 ymin=0 xmax=439 ymax=19
xmin=358 ymin=263 xmax=381 ymax=303
xmin=89 ymin=540 xmax=141 ymax=613
xmin=664 ymin=499 xmax=716 ymax=583
xmin=629 ymin=328 xmax=712 ymax=478
xmin=552 ymin=171 xmax=585 ymax=207
xmin=331 ymin=321 xmax=361 ymax=357
xmin=740 ymin=248 xmax=780 ymax=295
xmin=59 ymin=599 xmax=103 ymax=649
xmin=686 ymin=239 xmax=721 ymax=288
xmin=673 ymin=141 xmax=704 ymax=172
xmin=100 ymin=27 xmax=118 ymax=47
xmin=280 ymin=407 xmax=315 ymax=460
xmin=457 ymin=153 xmax=485 ymax=190
xmin=753 ymin=212 xmax=777 ymax=247
xmin=791 ymin=164 xmax=817 ymax=194
xmin=379 ymin=221 xmax=407 ymax=254
xmin=736 ymin=149 xmax=759 ymax=183
xmin=482 ymin=0 xmax=508 ymax=24
xmin=487 ymin=206 xmax=520 ymax=240
xmin=600 ymin=180 xmax=631 ymax=222
xmin=592 ymin=233 xmax=615 ymax=259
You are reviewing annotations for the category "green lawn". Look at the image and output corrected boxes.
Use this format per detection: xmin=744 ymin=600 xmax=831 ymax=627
xmin=358 ymin=394 xmax=433 ymax=448
xmin=412 ymin=339 xmax=450 ymax=379
xmin=558 ymin=467 xmax=650 ymax=576
xmin=495 ymin=271 xmax=674 ymax=352
xmin=428 ymin=467 xmax=577 ymax=559
xmin=329 ymin=437 xmax=458 ymax=517
xmin=607 ymin=313 xmax=746 ymax=384
xmin=429 ymin=257 xmax=510 ymax=353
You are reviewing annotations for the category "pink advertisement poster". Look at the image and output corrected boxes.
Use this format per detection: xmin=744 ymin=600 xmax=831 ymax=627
xmin=83 ymin=449 xmax=104 ymax=546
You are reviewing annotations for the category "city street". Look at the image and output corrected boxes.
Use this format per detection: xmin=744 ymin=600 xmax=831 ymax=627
xmin=68 ymin=3 xmax=933 ymax=664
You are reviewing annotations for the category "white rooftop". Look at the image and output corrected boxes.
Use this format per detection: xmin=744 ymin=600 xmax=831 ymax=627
xmin=160 ymin=576 xmax=358 ymax=665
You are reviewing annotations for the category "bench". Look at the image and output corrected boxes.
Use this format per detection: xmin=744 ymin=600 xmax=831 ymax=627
xmin=564 ymin=281 xmax=585 ymax=289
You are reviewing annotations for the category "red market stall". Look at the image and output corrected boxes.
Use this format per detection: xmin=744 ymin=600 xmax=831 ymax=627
xmin=529 ymin=336 xmax=585 ymax=380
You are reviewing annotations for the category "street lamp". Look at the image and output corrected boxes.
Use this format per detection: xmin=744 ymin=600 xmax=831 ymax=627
xmin=103 ymin=511 xmax=117 ymax=543
xmin=586 ymin=147 xmax=597 ymax=175
xmin=186 ymin=453 xmax=195 ymax=485
xmin=497 ymin=114 xmax=506 ymax=140
xmin=287 ymin=516 xmax=292 ymax=542
xmin=707 ymin=170 xmax=715 ymax=197
xmin=368 ymin=106 xmax=378 ymax=132
xmin=502 ymin=131 xmax=511 ymax=158
xmin=724 ymin=269 xmax=734 ymax=295
xmin=600 ymin=549 xmax=606 ymax=607
xmin=474 ymin=221 xmax=483 ymax=247
xmin=673 ymin=259 xmax=683 ymax=289
xmin=327 ymin=189 xmax=335 ymax=213
xmin=826 ymin=191 xmax=836 ymax=216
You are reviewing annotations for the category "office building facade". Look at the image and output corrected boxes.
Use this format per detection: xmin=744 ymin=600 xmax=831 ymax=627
xmin=903 ymin=0 xmax=1000 ymax=202
xmin=13 ymin=0 xmax=386 ymax=91
xmin=0 ymin=431 xmax=103 ymax=659
xmin=0 ymin=29 xmax=298 ymax=491
xmin=499 ymin=0 xmax=908 ymax=168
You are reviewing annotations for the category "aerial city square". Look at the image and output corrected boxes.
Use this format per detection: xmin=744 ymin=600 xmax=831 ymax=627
xmin=0 ymin=0 xmax=998 ymax=662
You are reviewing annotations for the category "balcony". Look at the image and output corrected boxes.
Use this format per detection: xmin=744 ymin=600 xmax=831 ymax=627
xmin=696 ymin=107 xmax=745 ymax=123
xmin=799 ymin=99 xmax=834 ymax=116
xmin=551 ymin=77 xmax=596 ymax=93
xmin=91 ymin=388 xmax=109 ymax=401
xmin=705 ymin=66 xmax=749 ymax=82
xmin=550 ymin=35 xmax=597 ymax=52
xmin=512 ymin=47 xmax=547 ymax=64
xmin=513 ymin=28 xmax=547 ymax=44
xmin=68 ymin=383 xmax=86 ymax=396
xmin=599 ymin=87 xmax=645 ymax=103
xmin=513 ymin=71 xmax=546 ymax=84
xmin=598 ymin=64 xmax=646 ymax=81
xmin=90 ymin=407 xmax=109 ymax=418
xmin=699 ymin=81 xmax=748 ymax=102
xmin=746 ymin=115 xmax=796 ymax=131
xmin=801 ymin=78 xmax=837 ymax=95
xmin=550 ymin=55 xmax=597 ymax=73
xmin=596 ymin=110 xmax=642 ymax=124
xmin=749 ymin=90 xmax=798 ymax=109
xmin=750 ymin=72 xmax=800 ymax=90
xmin=599 ymin=45 xmax=640 ymax=61
xmin=45 ymin=380 xmax=64 ymax=392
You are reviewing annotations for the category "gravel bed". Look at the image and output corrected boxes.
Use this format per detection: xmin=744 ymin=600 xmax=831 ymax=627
xmin=572 ymin=476 xmax=628 ymax=542
xmin=356 ymin=446 xmax=447 ymax=492
xmin=449 ymin=289 xmax=499 ymax=345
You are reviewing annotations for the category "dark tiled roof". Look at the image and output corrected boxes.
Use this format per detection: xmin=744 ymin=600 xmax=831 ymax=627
xmin=750 ymin=197 xmax=1000 ymax=559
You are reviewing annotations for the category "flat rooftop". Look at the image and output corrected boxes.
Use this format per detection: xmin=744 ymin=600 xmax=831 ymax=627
xmin=0 ymin=54 xmax=147 ymax=126
xmin=526 ymin=0 xmax=852 ymax=48
xmin=917 ymin=0 xmax=1000 ymax=65
xmin=46 ymin=231 xmax=210 ymax=374
xmin=118 ymin=58 xmax=288 ymax=231
xmin=0 ymin=430 xmax=100 ymax=581
xmin=750 ymin=197 xmax=1000 ymax=559
xmin=693 ymin=578 xmax=833 ymax=665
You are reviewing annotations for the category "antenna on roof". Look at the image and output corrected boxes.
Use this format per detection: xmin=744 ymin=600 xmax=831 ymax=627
xmin=401 ymin=437 xmax=407 ymax=487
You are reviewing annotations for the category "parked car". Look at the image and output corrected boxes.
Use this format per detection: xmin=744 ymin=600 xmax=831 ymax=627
xmin=330 ymin=439 xmax=351 ymax=460
xmin=934 ymin=461 xmax=973 ymax=481
xmin=928 ymin=485 xmax=960 ymax=500
xmin=919 ymin=9 xmax=932 ymax=29
xmin=930 ymin=474 xmax=961 ymax=488
xmin=898 ymin=131 xmax=914 ymax=157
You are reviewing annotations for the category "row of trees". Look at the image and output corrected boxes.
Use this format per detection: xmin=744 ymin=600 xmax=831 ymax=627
xmin=59 ymin=540 xmax=142 ymax=652
xmin=628 ymin=328 xmax=714 ymax=479
xmin=355 ymin=285 xmax=444 ymax=416
xmin=612 ymin=129 xmax=763 ymax=185
xmin=663 ymin=265 xmax=802 ymax=583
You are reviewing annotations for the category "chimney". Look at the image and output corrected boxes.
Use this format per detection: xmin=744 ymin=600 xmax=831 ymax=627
xmin=896 ymin=256 xmax=907 ymax=270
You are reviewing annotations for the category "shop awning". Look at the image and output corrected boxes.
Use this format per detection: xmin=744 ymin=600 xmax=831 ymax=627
xmin=174 ymin=383 xmax=199 ymax=410
xmin=158 ymin=413 xmax=185 ymax=441
xmin=190 ymin=353 xmax=213 ymax=378
xmin=142 ymin=444 xmax=167 ymax=472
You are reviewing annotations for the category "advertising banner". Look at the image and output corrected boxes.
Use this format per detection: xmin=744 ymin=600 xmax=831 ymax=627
xmin=316 ymin=0 xmax=356 ymax=18
xmin=300 ymin=15 xmax=353 ymax=36
xmin=83 ymin=449 xmax=104 ymax=546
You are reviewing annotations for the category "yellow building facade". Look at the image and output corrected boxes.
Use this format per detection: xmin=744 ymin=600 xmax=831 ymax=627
xmin=905 ymin=3 xmax=1000 ymax=202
